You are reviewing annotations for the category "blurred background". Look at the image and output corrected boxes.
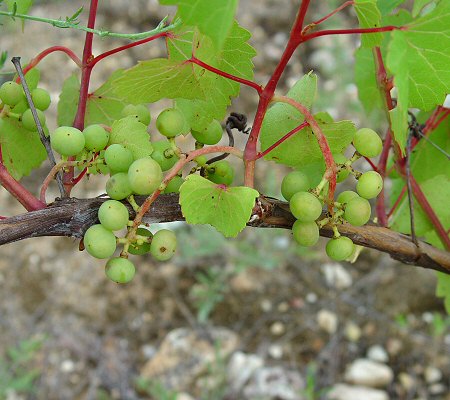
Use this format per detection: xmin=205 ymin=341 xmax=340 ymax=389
xmin=0 ymin=1 xmax=449 ymax=399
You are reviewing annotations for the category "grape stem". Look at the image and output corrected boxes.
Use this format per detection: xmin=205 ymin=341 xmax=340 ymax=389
xmin=271 ymin=95 xmax=337 ymax=211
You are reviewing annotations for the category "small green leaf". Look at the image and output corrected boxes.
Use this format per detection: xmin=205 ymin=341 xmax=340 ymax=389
xmin=436 ymin=272 xmax=450 ymax=314
xmin=109 ymin=116 xmax=153 ymax=159
xmin=179 ymin=174 xmax=259 ymax=237
xmin=0 ymin=116 xmax=46 ymax=180
xmin=354 ymin=0 xmax=383 ymax=48
xmin=57 ymin=74 xmax=79 ymax=127
xmin=160 ymin=0 xmax=238 ymax=50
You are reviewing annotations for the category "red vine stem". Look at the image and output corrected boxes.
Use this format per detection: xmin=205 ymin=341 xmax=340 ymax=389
xmin=308 ymin=1 xmax=354 ymax=27
xmin=387 ymin=184 xmax=406 ymax=219
xmin=410 ymin=176 xmax=450 ymax=250
xmin=272 ymin=95 xmax=337 ymax=209
xmin=256 ymin=121 xmax=309 ymax=160
xmin=189 ymin=56 xmax=263 ymax=94
xmin=301 ymin=26 xmax=400 ymax=42
xmin=18 ymin=46 xmax=82 ymax=74
xmin=131 ymin=145 xmax=243 ymax=231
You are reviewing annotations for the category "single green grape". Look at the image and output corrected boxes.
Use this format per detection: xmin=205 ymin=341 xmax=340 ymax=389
xmin=122 ymin=104 xmax=151 ymax=126
xmin=150 ymin=229 xmax=177 ymax=261
xmin=151 ymin=140 xmax=179 ymax=171
xmin=191 ymin=119 xmax=223 ymax=145
xmin=128 ymin=157 xmax=163 ymax=195
xmin=50 ymin=126 xmax=85 ymax=156
xmin=105 ymin=257 xmax=135 ymax=283
xmin=353 ymin=128 xmax=382 ymax=158
xmin=356 ymin=171 xmax=383 ymax=199
xmin=21 ymin=108 xmax=46 ymax=131
xmin=106 ymin=173 xmax=133 ymax=200
xmin=31 ymin=88 xmax=51 ymax=111
xmin=194 ymin=155 xmax=208 ymax=166
xmin=98 ymin=200 xmax=129 ymax=231
xmin=11 ymin=99 xmax=28 ymax=114
xmin=289 ymin=191 xmax=323 ymax=222
xmin=337 ymin=190 xmax=359 ymax=204
xmin=104 ymin=144 xmax=134 ymax=173
xmin=128 ymin=227 xmax=152 ymax=255
xmin=344 ymin=196 xmax=372 ymax=226
xmin=326 ymin=236 xmax=355 ymax=261
xmin=292 ymin=220 xmax=319 ymax=247
xmin=83 ymin=124 xmax=110 ymax=152
xmin=164 ymin=175 xmax=184 ymax=194
xmin=207 ymin=160 xmax=234 ymax=185
xmin=281 ymin=170 xmax=311 ymax=201
xmin=333 ymin=153 xmax=350 ymax=183
xmin=156 ymin=108 xmax=185 ymax=137
xmin=83 ymin=224 xmax=117 ymax=259
xmin=0 ymin=81 xmax=24 ymax=106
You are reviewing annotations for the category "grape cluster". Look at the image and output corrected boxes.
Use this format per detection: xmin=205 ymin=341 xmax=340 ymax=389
xmin=0 ymin=80 xmax=51 ymax=133
xmin=282 ymin=128 xmax=384 ymax=261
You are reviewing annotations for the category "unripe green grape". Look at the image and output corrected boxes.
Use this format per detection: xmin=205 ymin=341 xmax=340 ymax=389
xmin=105 ymin=257 xmax=135 ymax=283
xmin=150 ymin=229 xmax=177 ymax=261
xmin=156 ymin=108 xmax=185 ymax=137
xmin=292 ymin=220 xmax=319 ymax=247
xmin=289 ymin=191 xmax=323 ymax=222
xmin=344 ymin=196 xmax=372 ymax=226
xmin=326 ymin=236 xmax=355 ymax=261
xmin=83 ymin=124 xmax=110 ymax=152
xmin=128 ymin=227 xmax=152 ymax=255
xmin=194 ymin=155 xmax=207 ymax=166
xmin=11 ymin=99 xmax=28 ymax=114
xmin=21 ymin=108 xmax=46 ymax=131
xmin=31 ymin=87 xmax=51 ymax=111
xmin=106 ymin=173 xmax=133 ymax=200
xmin=356 ymin=171 xmax=383 ymax=199
xmin=50 ymin=126 xmax=85 ymax=156
xmin=207 ymin=160 xmax=234 ymax=185
xmin=104 ymin=144 xmax=134 ymax=173
xmin=151 ymin=140 xmax=179 ymax=171
xmin=98 ymin=200 xmax=129 ymax=231
xmin=128 ymin=157 xmax=163 ymax=195
xmin=333 ymin=153 xmax=350 ymax=183
xmin=83 ymin=224 xmax=117 ymax=259
xmin=191 ymin=119 xmax=223 ymax=145
xmin=281 ymin=170 xmax=311 ymax=201
xmin=353 ymin=128 xmax=382 ymax=158
xmin=122 ymin=104 xmax=151 ymax=125
xmin=0 ymin=81 xmax=24 ymax=106
xmin=337 ymin=190 xmax=359 ymax=204
xmin=164 ymin=175 xmax=184 ymax=194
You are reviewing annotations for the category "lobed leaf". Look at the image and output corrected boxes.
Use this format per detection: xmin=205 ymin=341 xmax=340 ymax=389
xmin=354 ymin=0 xmax=383 ymax=48
xmin=179 ymin=174 xmax=259 ymax=237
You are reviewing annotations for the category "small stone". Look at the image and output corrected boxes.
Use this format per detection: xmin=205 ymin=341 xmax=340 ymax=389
xmin=176 ymin=394 xmax=196 ymax=400
xmin=345 ymin=359 xmax=393 ymax=388
xmin=345 ymin=322 xmax=362 ymax=342
xmin=227 ymin=352 xmax=264 ymax=392
xmin=386 ymin=338 xmax=403 ymax=357
xmin=328 ymin=384 xmax=389 ymax=400
xmin=306 ymin=292 xmax=318 ymax=303
xmin=268 ymin=344 xmax=283 ymax=359
xmin=424 ymin=366 xmax=442 ymax=383
xmin=428 ymin=383 xmax=446 ymax=395
xmin=277 ymin=301 xmax=289 ymax=312
xmin=317 ymin=309 xmax=338 ymax=334
xmin=60 ymin=359 xmax=75 ymax=373
xmin=270 ymin=321 xmax=286 ymax=336
xmin=367 ymin=345 xmax=389 ymax=363
xmin=398 ymin=372 xmax=415 ymax=391
xmin=322 ymin=262 xmax=353 ymax=289
xmin=260 ymin=299 xmax=273 ymax=312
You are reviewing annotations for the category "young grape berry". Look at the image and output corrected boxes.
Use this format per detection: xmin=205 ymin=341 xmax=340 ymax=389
xmin=50 ymin=126 xmax=85 ymax=156
xmin=106 ymin=173 xmax=133 ymax=200
xmin=156 ymin=108 xmax=186 ymax=138
xmin=105 ymin=257 xmax=135 ymax=284
xmin=281 ymin=170 xmax=311 ymax=201
xmin=83 ymin=224 xmax=117 ymax=259
xmin=150 ymin=229 xmax=177 ymax=261
xmin=83 ymin=124 xmax=110 ymax=152
xmin=292 ymin=220 xmax=319 ymax=247
xmin=207 ymin=160 xmax=234 ymax=185
xmin=289 ymin=191 xmax=323 ymax=222
xmin=128 ymin=157 xmax=163 ymax=195
xmin=326 ymin=236 xmax=355 ymax=261
xmin=98 ymin=200 xmax=129 ymax=231
xmin=0 ymin=81 xmax=24 ymax=106
xmin=191 ymin=119 xmax=223 ymax=145
xmin=344 ymin=196 xmax=372 ymax=226
xmin=353 ymin=128 xmax=382 ymax=158
xmin=356 ymin=171 xmax=383 ymax=199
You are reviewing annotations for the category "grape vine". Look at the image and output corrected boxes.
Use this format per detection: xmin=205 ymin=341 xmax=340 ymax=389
xmin=0 ymin=0 xmax=449 ymax=310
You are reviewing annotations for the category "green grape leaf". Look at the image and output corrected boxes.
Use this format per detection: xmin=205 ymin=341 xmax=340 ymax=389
xmin=354 ymin=47 xmax=383 ymax=113
xmin=260 ymin=73 xmax=356 ymax=167
xmin=0 ymin=116 xmax=46 ymax=180
xmin=57 ymin=73 xmax=79 ymax=127
xmin=387 ymin=2 xmax=450 ymax=149
xmin=390 ymin=174 xmax=450 ymax=240
xmin=85 ymin=70 xmax=128 ymax=126
xmin=354 ymin=0 xmax=383 ymax=48
xmin=413 ymin=0 xmax=435 ymax=17
xmin=58 ymin=71 xmax=129 ymax=128
xmin=111 ymin=58 xmax=206 ymax=104
xmin=108 ymin=116 xmax=153 ymax=159
xmin=436 ymin=272 xmax=450 ymax=314
xmin=377 ymin=0 xmax=405 ymax=15
xmin=170 ymin=21 xmax=256 ymax=131
xmin=179 ymin=174 xmax=259 ymax=238
xmin=160 ymin=0 xmax=238 ymax=50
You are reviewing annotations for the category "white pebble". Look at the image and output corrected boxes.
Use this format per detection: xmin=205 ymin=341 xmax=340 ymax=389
xmin=317 ymin=309 xmax=338 ymax=334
